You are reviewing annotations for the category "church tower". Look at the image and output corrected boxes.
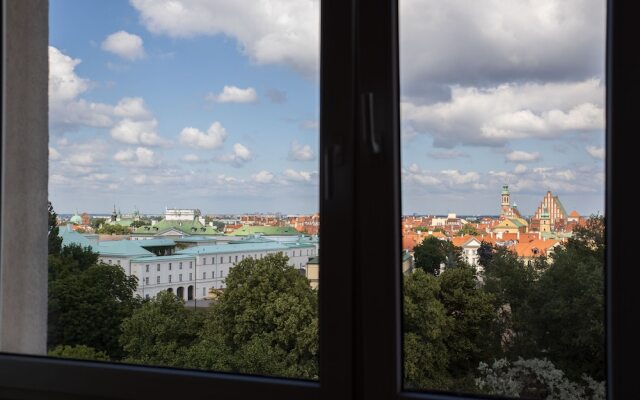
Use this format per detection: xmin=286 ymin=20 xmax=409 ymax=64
xmin=540 ymin=206 xmax=551 ymax=233
xmin=501 ymin=184 xmax=511 ymax=217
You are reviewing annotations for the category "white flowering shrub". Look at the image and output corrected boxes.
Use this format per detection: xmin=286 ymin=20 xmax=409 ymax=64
xmin=476 ymin=358 xmax=605 ymax=400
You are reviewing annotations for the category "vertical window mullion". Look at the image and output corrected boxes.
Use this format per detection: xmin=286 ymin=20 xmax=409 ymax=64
xmin=319 ymin=0 xmax=357 ymax=399
xmin=353 ymin=0 xmax=402 ymax=399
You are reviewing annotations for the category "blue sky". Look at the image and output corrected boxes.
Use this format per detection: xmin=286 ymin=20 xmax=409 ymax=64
xmin=49 ymin=0 xmax=606 ymax=216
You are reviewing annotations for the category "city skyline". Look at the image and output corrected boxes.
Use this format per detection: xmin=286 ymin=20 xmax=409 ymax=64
xmin=49 ymin=0 xmax=605 ymax=215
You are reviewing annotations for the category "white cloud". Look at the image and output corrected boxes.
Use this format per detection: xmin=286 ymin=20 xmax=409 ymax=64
xmin=283 ymin=169 xmax=316 ymax=183
xmin=400 ymin=0 xmax=605 ymax=95
xmin=49 ymin=147 xmax=62 ymax=161
xmin=586 ymin=145 xmax=605 ymax=160
xmin=216 ymin=143 xmax=253 ymax=166
xmin=209 ymin=86 xmax=258 ymax=103
xmin=130 ymin=0 xmax=320 ymax=77
xmin=114 ymin=147 xmax=157 ymax=167
xmin=68 ymin=153 xmax=97 ymax=166
xmin=49 ymin=46 xmax=115 ymax=131
xmin=179 ymin=122 xmax=227 ymax=149
xmin=101 ymin=31 xmax=145 ymax=60
xmin=288 ymin=141 xmax=315 ymax=161
xmin=114 ymin=97 xmax=152 ymax=119
xmin=441 ymin=169 xmax=481 ymax=185
xmin=402 ymin=79 xmax=604 ymax=147
xmin=111 ymin=118 xmax=167 ymax=146
xmin=182 ymin=154 xmax=202 ymax=163
xmin=514 ymin=164 xmax=528 ymax=174
xmin=428 ymin=150 xmax=469 ymax=159
xmin=505 ymin=150 xmax=541 ymax=163
xmin=49 ymin=46 xmax=89 ymax=103
xmin=252 ymin=170 xmax=275 ymax=183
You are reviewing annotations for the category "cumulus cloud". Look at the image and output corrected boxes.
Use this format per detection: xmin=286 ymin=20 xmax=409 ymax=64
xmin=101 ymin=31 xmax=145 ymax=60
xmin=114 ymin=147 xmax=157 ymax=167
xmin=400 ymin=0 xmax=605 ymax=97
xmin=586 ymin=145 xmax=605 ymax=160
xmin=505 ymin=150 xmax=541 ymax=163
xmin=208 ymin=86 xmax=258 ymax=103
xmin=49 ymin=46 xmax=114 ymax=131
xmin=402 ymin=79 xmax=604 ymax=147
xmin=252 ymin=170 xmax=275 ymax=183
xmin=182 ymin=154 xmax=202 ymax=163
xmin=111 ymin=118 xmax=167 ymax=146
xmin=114 ymin=97 xmax=152 ymax=119
xmin=49 ymin=147 xmax=62 ymax=161
xmin=216 ymin=143 xmax=253 ymax=166
xmin=130 ymin=0 xmax=320 ymax=77
xmin=179 ymin=122 xmax=227 ymax=149
xmin=283 ymin=169 xmax=316 ymax=183
xmin=288 ymin=141 xmax=315 ymax=161
xmin=514 ymin=164 xmax=528 ymax=174
xmin=428 ymin=150 xmax=469 ymax=159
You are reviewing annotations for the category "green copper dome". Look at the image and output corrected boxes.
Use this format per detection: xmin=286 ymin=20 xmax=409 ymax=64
xmin=70 ymin=212 xmax=82 ymax=225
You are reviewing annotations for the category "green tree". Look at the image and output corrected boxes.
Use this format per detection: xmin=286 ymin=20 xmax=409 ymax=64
xmin=458 ymin=223 xmax=479 ymax=236
xmin=90 ymin=217 xmax=107 ymax=230
xmin=519 ymin=216 xmax=605 ymax=381
xmin=477 ymin=241 xmax=495 ymax=268
xmin=48 ymin=202 xmax=63 ymax=255
xmin=130 ymin=220 xmax=149 ymax=229
xmin=48 ymin=262 xmax=140 ymax=359
xmin=403 ymin=269 xmax=452 ymax=389
xmin=48 ymin=345 xmax=110 ymax=361
xmin=190 ymin=253 xmax=318 ymax=379
xmin=96 ymin=224 xmax=130 ymax=235
xmin=438 ymin=267 xmax=501 ymax=389
xmin=414 ymin=237 xmax=463 ymax=274
xmin=120 ymin=291 xmax=205 ymax=367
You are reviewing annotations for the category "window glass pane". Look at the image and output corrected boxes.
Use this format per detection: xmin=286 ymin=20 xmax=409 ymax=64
xmin=399 ymin=1 xmax=606 ymax=397
xmin=47 ymin=0 xmax=319 ymax=380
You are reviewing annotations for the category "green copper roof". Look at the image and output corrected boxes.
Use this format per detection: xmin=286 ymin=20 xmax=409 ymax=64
xmin=554 ymin=196 xmax=568 ymax=218
xmin=230 ymin=225 xmax=300 ymax=236
xmin=136 ymin=238 xmax=176 ymax=247
xmin=176 ymin=241 xmax=314 ymax=256
xmin=59 ymin=225 xmax=94 ymax=249
xmin=97 ymin=240 xmax=154 ymax=257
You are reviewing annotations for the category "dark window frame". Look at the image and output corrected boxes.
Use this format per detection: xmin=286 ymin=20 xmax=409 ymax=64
xmin=1 ymin=0 xmax=636 ymax=399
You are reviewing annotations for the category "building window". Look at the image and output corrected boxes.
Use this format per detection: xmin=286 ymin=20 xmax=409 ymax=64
xmin=202 ymin=287 xmax=206 ymax=296
xmin=116 ymin=260 xmax=120 ymax=265
xmin=168 ymin=275 xmax=172 ymax=283
xmin=212 ymin=257 xmax=215 ymax=264
xmin=235 ymin=255 xmax=238 ymax=263
xmin=168 ymin=263 xmax=172 ymax=271
xmin=157 ymin=264 xmax=160 ymax=272
xmin=189 ymin=273 xmax=192 ymax=281
xmin=203 ymin=258 xmax=206 ymax=265
xmin=145 ymin=265 xmax=149 ymax=272
xmin=203 ymin=272 xmax=206 ymax=279
xmin=180 ymin=262 xmax=183 ymax=268
xmin=220 ymin=256 xmax=223 ymax=264
xmin=228 ymin=256 xmax=231 ymax=263
xmin=189 ymin=261 xmax=193 ymax=268
xmin=156 ymin=276 xmax=160 ymax=284
xmin=179 ymin=274 xmax=182 ymax=282
xmin=145 ymin=277 xmax=149 ymax=285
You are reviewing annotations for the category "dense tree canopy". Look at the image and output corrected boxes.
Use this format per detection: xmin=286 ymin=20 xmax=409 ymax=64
xmin=413 ymin=236 xmax=462 ymax=275
xmin=121 ymin=291 xmax=205 ymax=366
xmin=190 ymin=253 xmax=318 ymax=379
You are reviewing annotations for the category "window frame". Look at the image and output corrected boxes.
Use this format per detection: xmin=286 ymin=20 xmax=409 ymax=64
xmin=1 ymin=0 xmax=635 ymax=399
